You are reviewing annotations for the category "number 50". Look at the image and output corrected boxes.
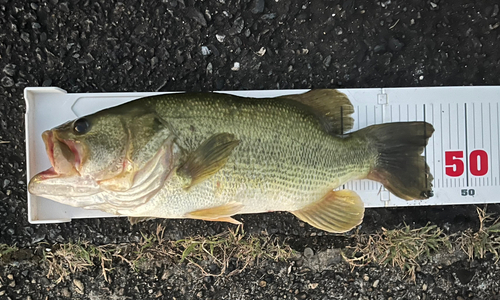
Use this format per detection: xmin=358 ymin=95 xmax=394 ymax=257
xmin=445 ymin=150 xmax=488 ymax=177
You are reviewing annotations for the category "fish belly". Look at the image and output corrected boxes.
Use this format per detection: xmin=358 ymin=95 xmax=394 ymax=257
xmin=129 ymin=136 xmax=374 ymax=219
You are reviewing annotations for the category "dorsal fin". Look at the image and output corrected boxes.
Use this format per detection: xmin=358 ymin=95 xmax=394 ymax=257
xmin=279 ymin=89 xmax=354 ymax=135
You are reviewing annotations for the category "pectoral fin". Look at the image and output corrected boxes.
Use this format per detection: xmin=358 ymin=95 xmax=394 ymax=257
xmin=292 ymin=190 xmax=364 ymax=233
xmin=186 ymin=201 xmax=243 ymax=225
xmin=177 ymin=133 xmax=240 ymax=189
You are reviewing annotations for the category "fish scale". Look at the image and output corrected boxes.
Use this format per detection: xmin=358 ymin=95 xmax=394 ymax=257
xmin=127 ymin=93 xmax=375 ymax=218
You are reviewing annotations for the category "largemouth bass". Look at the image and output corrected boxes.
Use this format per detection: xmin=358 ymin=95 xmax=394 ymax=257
xmin=28 ymin=90 xmax=434 ymax=233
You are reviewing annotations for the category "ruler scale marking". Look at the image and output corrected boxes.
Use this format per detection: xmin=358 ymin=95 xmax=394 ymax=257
xmin=498 ymin=103 xmax=500 ymax=180
xmin=482 ymin=102 xmax=484 ymax=148
xmin=432 ymin=104 xmax=437 ymax=188
xmin=457 ymin=103 xmax=460 ymax=150
xmin=465 ymin=103 xmax=469 ymax=187
xmin=489 ymin=103 xmax=492 ymax=186
xmin=373 ymin=105 xmax=376 ymax=125
xmin=448 ymin=104 xmax=451 ymax=149
xmin=441 ymin=103 xmax=445 ymax=188
xmin=457 ymin=103 xmax=460 ymax=189
xmin=365 ymin=105 xmax=368 ymax=130
xmin=473 ymin=102 xmax=476 ymax=149
xmin=424 ymin=104 xmax=428 ymax=189
xmin=356 ymin=105 xmax=359 ymax=130
xmin=481 ymin=103 xmax=483 ymax=186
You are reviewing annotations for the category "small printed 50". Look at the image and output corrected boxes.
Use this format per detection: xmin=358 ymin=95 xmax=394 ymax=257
xmin=445 ymin=150 xmax=489 ymax=177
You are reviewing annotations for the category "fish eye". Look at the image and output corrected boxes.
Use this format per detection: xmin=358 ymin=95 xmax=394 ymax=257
xmin=73 ymin=118 xmax=91 ymax=134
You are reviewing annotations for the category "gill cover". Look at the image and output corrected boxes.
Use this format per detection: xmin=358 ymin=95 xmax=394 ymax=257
xmin=29 ymin=103 xmax=180 ymax=211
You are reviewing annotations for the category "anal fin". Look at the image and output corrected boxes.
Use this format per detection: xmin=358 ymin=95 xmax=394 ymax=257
xmin=292 ymin=190 xmax=364 ymax=233
xmin=200 ymin=216 xmax=242 ymax=225
xmin=186 ymin=201 xmax=243 ymax=225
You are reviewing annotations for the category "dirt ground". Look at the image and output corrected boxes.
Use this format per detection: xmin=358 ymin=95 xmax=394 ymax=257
xmin=1 ymin=0 xmax=500 ymax=299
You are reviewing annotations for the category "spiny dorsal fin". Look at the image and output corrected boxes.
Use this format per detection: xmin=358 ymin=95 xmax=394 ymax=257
xmin=177 ymin=133 xmax=240 ymax=190
xmin=292 ymin=189 xmax=364 ymax=233
xmin=279 ymin=89 xmax=354 ymax=135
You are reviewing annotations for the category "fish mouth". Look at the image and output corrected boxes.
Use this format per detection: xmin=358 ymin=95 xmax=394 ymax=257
xmin=39 ymin=130 xmax=83 ymax=178
xmin=28 ymin=130 xmax=101 ymax=198
xmin=28 ymin=130 xmax=85 ymax=194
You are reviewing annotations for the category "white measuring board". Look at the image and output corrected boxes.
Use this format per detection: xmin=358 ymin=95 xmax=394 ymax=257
xmin=24 ymin=86 xmax=500 ymax=224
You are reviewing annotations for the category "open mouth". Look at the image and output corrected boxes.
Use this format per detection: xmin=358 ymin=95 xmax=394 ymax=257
xmin=40 ymin=130 xmax=81 ymax=177
xmin=28 ymin=130 xmax=99 ymax=197
xmin=42 ymin=130 xmax=56 ymax=171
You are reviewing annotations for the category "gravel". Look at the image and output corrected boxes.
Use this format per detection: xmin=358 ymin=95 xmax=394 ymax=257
xmin=250 ymin=0 xmax=265 ymax=14
xmin=1 ymin=0 xmax=500 ymax=299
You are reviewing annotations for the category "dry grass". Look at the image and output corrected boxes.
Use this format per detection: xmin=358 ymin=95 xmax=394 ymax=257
xmin=0 ymin=243 xmax=18 ymax=259
xmin=6 ymin=207 xmax=500 ymax=283
xmin=342 ymin=224 xmax=451 ymax=281
xmin=457 ymin=207 xmax=500 ymax=262
xmin=175 ymin=226 xmax=295 ymax=276
xmin=43 ymin=225 xmax=295 ymax=282
xmin=44 ymin=241 xmax=115 ymax=283
xmin=342 ymin=207 xmax=500 ymax=281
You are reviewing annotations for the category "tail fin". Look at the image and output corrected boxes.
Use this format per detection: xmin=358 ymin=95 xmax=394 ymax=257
xmin=360 ymin=122 xmax=435 ymax=200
